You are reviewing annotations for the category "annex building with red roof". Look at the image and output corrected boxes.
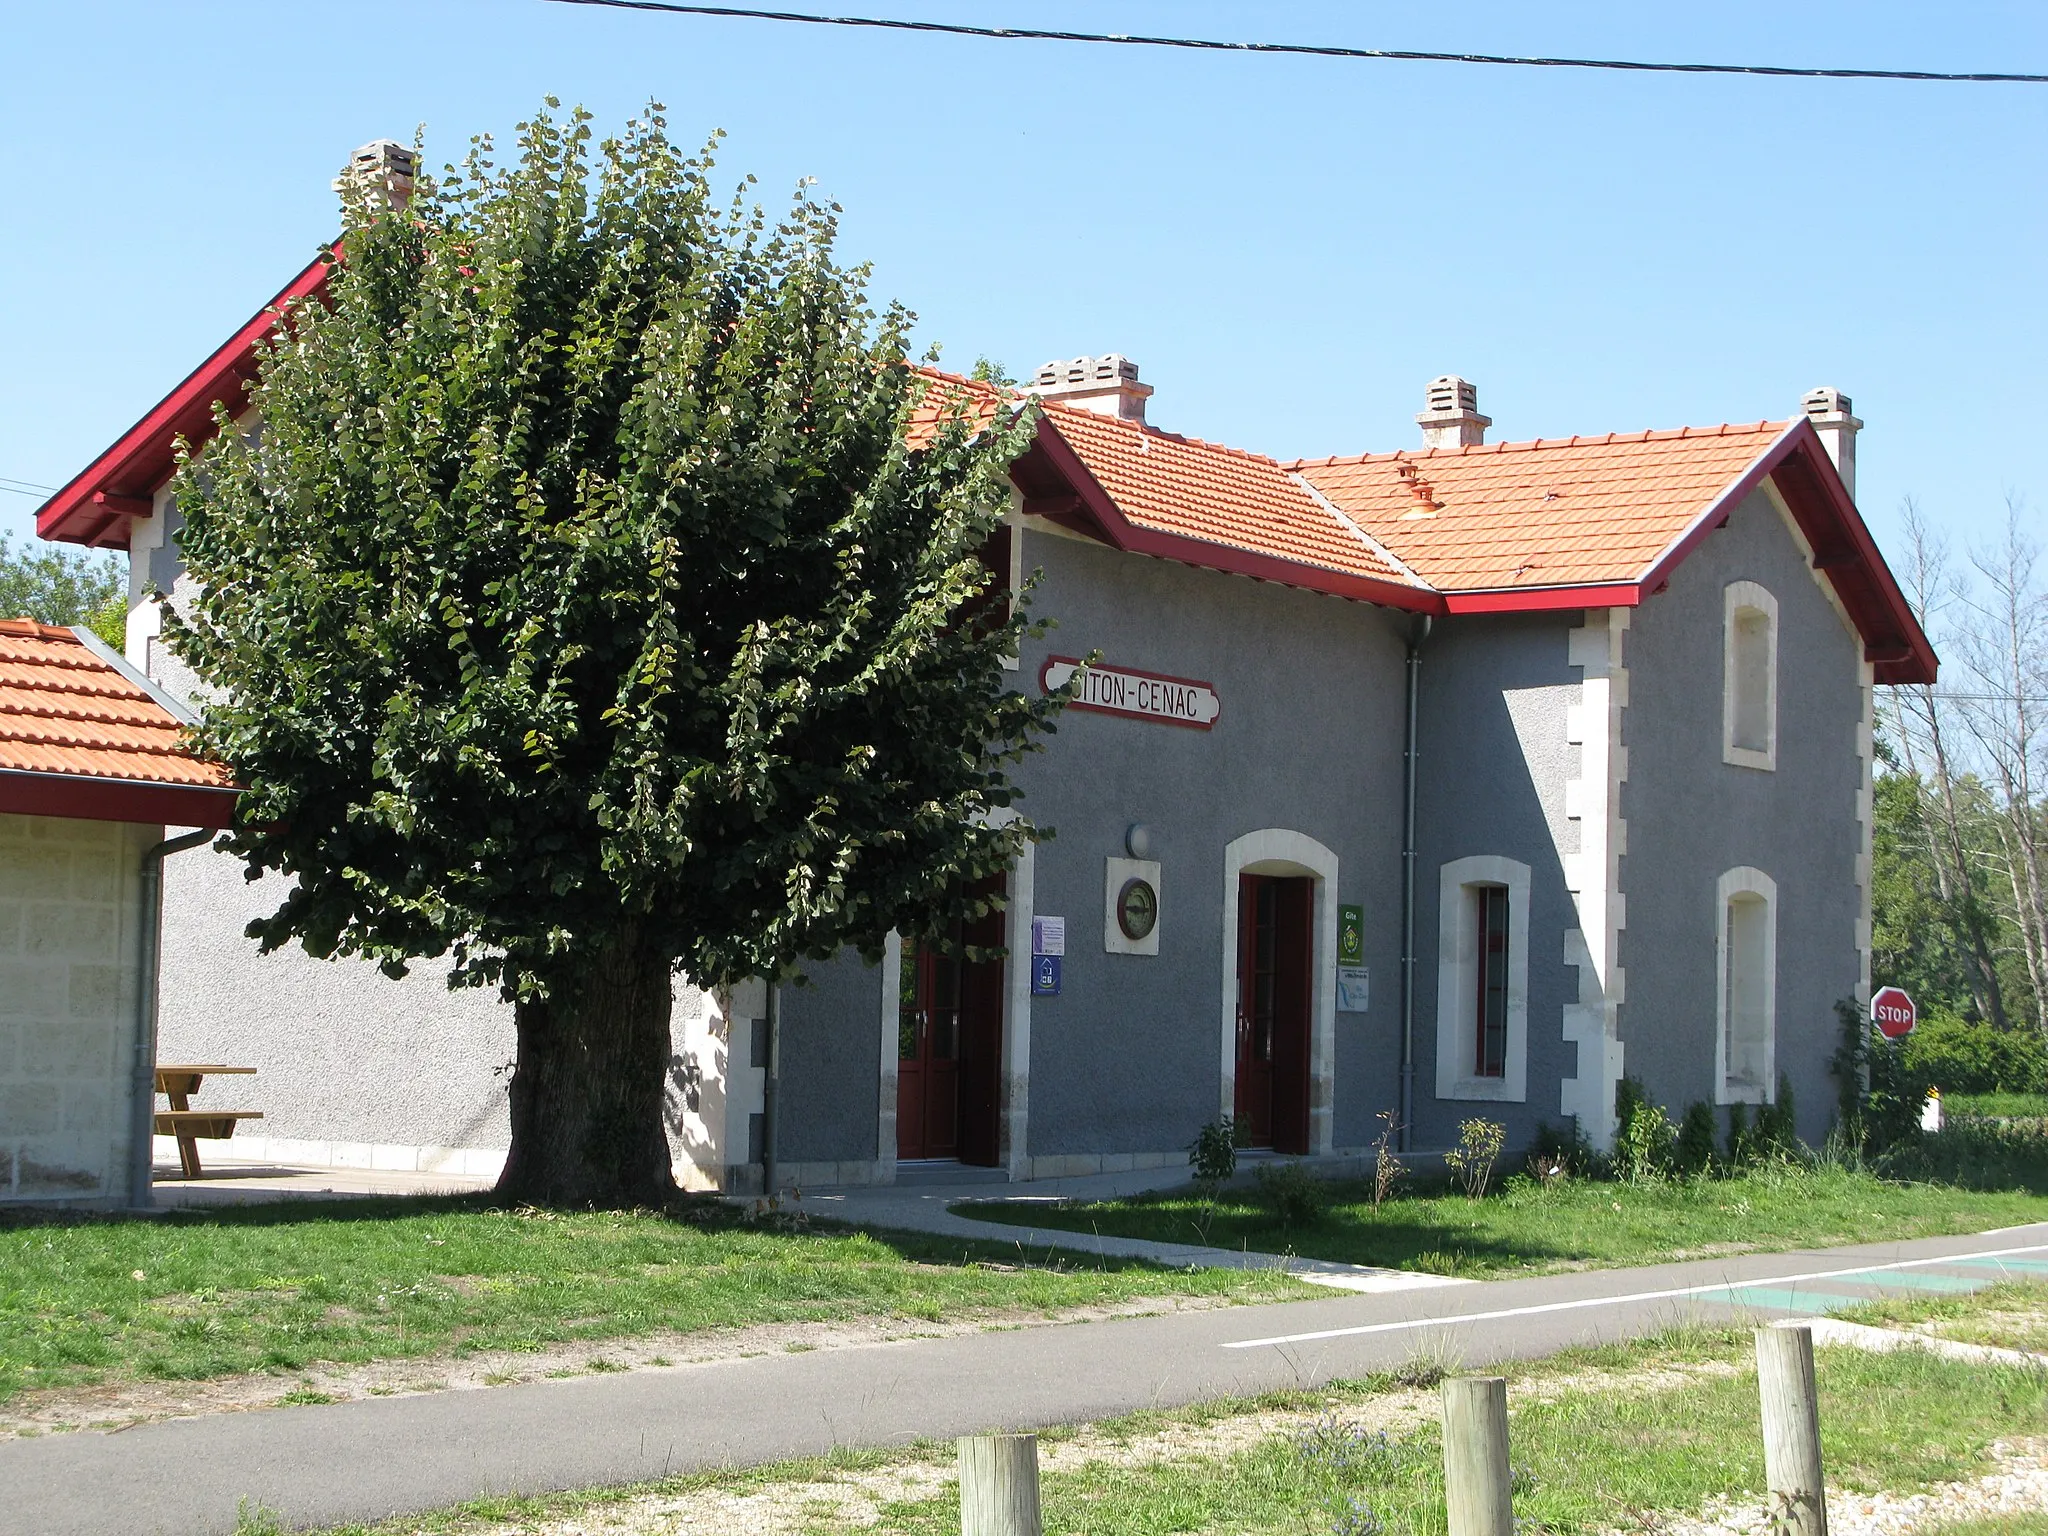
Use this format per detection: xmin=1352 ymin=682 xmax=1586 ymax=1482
xmin=30 ymin=206 xmax=1932 ymax=1188
xmin=0 ymin=620 xmax=235 ymax=1205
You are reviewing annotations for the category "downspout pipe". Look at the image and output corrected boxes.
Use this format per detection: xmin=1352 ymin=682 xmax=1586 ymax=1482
xmin=1397 ymin=613 xmax=1432 ymax=1153
xmin=130 ymin=826 xmax=214 ymax=1209
xmin=760 ymin=979 xmax=781 ymax=1199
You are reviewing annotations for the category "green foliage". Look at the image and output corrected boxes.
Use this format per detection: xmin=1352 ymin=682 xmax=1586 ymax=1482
xmin=1527 ymin=1119 xmax=1592 ymax=1180
xmin=1674 ymin=1100 xmax=1718 ymax=1176
xmin=1881 ymin=1116 xmax=2048 ymax=1194
xmin=1254 ymin=1160 xmax=1330 ymax=1228
xmin=0 ymin=533 xmax=124 ymax=648
xmin=1611 ymin=1079 xmax=1676 ymax=1183
xmin=1442 ymin=1117 xmax=1506 ymax=1198
xmin=161 ymin=102 xmax=1064 ymax=1003
xmin=1833 ymin=995 xmax=1929 ymax=1154
xmin=1903 ymin=1011 xmax=2048 ymax=1093
xmin=1186 ymin=1118 xmax=1238 ymax=1195
xmin=1870 ymin=760 xmax=1982 ymax=1019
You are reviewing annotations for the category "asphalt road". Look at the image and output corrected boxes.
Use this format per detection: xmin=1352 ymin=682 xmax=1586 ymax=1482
xmin=6 ymin=1224 xmax=2045 ymax=1536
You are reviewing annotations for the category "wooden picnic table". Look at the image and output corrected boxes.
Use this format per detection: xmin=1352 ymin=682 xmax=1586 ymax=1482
xmin=154 ymin=1064 xmax=262 ymax=1178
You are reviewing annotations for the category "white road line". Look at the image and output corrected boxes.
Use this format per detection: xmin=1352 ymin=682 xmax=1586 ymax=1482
xmin=1220 ymin=1240 xmax=2048 ymax=1350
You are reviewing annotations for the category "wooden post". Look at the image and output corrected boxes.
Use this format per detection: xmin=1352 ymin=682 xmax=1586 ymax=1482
xmin=1756 ymin=1325 xmax=1828 ymax=1536
xmin=958 ymin=1434 xmax=1041 ymax=1536
xmin=1441 ymin=1377 xmax=1513 ymax=1536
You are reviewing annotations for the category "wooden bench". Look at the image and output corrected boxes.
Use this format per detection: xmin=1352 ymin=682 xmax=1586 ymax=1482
xmin=154 ymin=1065 xmax=261 ymax=1179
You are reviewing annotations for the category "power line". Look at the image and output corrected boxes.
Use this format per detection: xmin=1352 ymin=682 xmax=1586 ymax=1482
xmin=537 ymin=1 xmax=2048 ymax=84
xmin=0 ymin=477 xmax=57 ymax=500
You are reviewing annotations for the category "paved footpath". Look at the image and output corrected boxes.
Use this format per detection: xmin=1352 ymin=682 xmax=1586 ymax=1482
xmin=7 ymin=1223 xmax=2046 ymax=1536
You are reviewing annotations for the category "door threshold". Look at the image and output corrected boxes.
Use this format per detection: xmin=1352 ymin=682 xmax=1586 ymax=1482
xmin=893 ymin=1159 xmax=1009 ymax=1186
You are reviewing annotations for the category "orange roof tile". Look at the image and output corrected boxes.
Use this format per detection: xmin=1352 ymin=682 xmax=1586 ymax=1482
xmin=1044 ymin=403 xmax=1423 ymax=590
xmin=1290 ymin=422 xmax=1792 ymax=593
xmin=0 ymin=620 xmax=233 ymax=790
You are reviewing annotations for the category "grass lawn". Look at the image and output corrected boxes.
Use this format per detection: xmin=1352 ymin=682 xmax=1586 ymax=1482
xmin=291 ymin=1280 xmax=2048 ymax=1536
xmin=0 ymin=1195 xmax=1303 ymax=1405
xmin=956 ymin=1163 xmax=2048 ymax=1277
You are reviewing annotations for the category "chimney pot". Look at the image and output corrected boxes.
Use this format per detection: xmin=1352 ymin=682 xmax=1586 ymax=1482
xmin=1416 ymin=373 xmax=1491 ymax=450
xmin=1802 ymin=385 xmax=1863 ymax=502
xmin=1027 ymin=352 xmax=1153 ymax=424
xmin=335 ymin=139 xmax=419 ymax=219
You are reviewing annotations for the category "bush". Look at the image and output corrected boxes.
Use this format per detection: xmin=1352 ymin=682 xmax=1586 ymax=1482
xmin=1882 ymin=1117 xmax=2048 ymax=1194
xmin=1611 ymin=1079 xmax=1675 ymax=1182
xmin=1674 ymin=1101 xmax=1718 ymax=1175
xmin=1254 ymin=1160 xmax=1330 ymax=1227
xmin=1902 ymin=1012 xmax=2048 ymax=1094
xmin=1187 ymin=1118 xmax=1238 ymax=1195
xmin=1443 ymin=1118 xmax=1506 ymax=1198
xmin=1527 ymin=1120 xmax=1591 ymax=1182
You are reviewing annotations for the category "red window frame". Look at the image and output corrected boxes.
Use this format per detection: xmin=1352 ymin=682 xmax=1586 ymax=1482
xmin=1474 ymin=884 xmax=1509 ymax=1079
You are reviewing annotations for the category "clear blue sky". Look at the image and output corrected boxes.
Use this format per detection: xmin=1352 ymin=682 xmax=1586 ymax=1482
xmin=3 ymin=2 xmax=2043 ymax=561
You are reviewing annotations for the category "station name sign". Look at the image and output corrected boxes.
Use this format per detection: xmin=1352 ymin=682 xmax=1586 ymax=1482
xmin=1039 ymin=655 xmax=1221 ymax=730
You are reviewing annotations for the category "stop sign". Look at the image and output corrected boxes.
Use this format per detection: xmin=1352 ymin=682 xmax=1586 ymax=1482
xmin=1871 ymin=986 xmax=1917 ymax=1040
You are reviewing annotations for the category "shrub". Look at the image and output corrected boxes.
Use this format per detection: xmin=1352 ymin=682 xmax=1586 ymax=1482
xmin=1369 ymin=1110 xmax=1406 ymax=1212
xmin=1882 ymin=1116 xmax=2048 ymax=1194
xmin=1674 ymin=1100 xmax=1718 ymax=1175
xmin=1443 ymin=1118 xmax=1506 ymax=1198
xmin=1527 ymin=1119 xmax=1591 ymax=1182
xmin=1902 ymin=1012 xmax=2048 ymax=1094
xmin=1255 ymin=1160 xmax=1331 ymax=1227
xmin=1187 ymin=1118 xmax=1238 ymax=1195
xmin=1611 ymin=1079 xmax=1675 ymax=1183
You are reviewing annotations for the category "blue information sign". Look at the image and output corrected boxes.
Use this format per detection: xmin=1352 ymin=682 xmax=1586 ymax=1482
xmin=1031 ymin=953 xmax=1062 ymax=996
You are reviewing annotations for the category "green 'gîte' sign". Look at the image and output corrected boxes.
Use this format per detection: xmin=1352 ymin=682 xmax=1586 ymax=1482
xmin=1338 ymin=903 xmax=1364 ymax=965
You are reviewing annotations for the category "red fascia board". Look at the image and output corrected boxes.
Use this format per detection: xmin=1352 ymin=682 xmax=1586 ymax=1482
xmin=1443 ymin=583 xmax=1640 ymax=615
xmin=37 ymin=253 xmax=333 ymax=549
xmin=1634 ymin=417 xmax=1936 ymax=685
xmin=0 ymin=769 xmax=237 ymax=829
xmin=1024 ymin=417 xmax=1443 ymax=615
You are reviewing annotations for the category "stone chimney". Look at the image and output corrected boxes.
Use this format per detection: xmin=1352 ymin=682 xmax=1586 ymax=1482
xmin=1802 ymin=386 xmax=1862 ymax=501
xmin=1027 ymin=355 xmax=1153 ymax=424
xmin=1416 ymin=375 xmax=1491 ymax=450
xmin=334 ymin=139 xmax=419 ymax=217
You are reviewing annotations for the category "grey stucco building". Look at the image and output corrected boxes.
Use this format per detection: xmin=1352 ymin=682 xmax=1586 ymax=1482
xmin=36 ymin=242 xmax=1936 ymax=1191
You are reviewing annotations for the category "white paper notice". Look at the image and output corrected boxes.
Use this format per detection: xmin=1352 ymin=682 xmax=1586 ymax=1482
xmin=1336 ymin=966 xmax=1370 ymax=1013
xmin=1031 ymin=916 xmax=1066 ymax=956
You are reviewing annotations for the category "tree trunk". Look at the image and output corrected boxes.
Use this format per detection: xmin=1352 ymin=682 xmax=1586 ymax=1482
xmin=497 ymin=924 xmax=678 ymax=1207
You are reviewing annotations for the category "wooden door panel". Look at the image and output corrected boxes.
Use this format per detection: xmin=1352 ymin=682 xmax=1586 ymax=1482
xmin=1270 ymin=877 xmax=1314 ymax=1155
xmin=1234 ymin=873 xmax=1313 ymax=1154
xmin=895 ymin=875 xmax=1005 ymax=1164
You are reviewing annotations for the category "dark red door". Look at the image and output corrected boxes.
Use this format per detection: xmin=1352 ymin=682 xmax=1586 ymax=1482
xmin=1235 ymin=874 xmax=1313 ymax=1154
xmin=897 ymin=879 xmax=1005 ymax=1165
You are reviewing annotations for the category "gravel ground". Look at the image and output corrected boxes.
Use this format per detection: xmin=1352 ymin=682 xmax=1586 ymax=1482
xmin=1662 ymin=1439 xmax=2048 ymax=1536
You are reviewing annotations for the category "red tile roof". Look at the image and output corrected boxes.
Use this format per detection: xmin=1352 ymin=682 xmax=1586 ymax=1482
xmin=1042 ymin=401 xmax=1422 ymax=590
xmin=0 ymin=620 xmax=237 ymax=826
xmin=1289 ymin=423 xmax=1792 ymax=593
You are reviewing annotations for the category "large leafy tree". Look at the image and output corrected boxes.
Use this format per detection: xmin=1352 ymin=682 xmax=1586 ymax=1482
xmin=163 ymin=104 xmax=1062 ymax=1206
xmin=0 ymin=534 xmax=125 ymax=647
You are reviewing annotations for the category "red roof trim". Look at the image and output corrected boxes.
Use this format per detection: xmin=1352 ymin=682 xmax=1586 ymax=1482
xmin=1444 ymin=584 xmax=1640 ymax=615
xmin=37 ymin=253 xmax=333 ymax=549
xmin=0 ymin=768 xmax=237 ymax=829
xmin=1632 ymin=417 xmax=1936 ymax=685
xmin=1025 ymin=416 xmax=1443 ymax=615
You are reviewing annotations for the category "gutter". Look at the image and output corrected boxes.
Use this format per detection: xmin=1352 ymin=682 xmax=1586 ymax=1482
xmin=129 ymin=826 xmax=214 ymax=1209
xmin=1397 ymin=612 xmax=1432 ymax=1152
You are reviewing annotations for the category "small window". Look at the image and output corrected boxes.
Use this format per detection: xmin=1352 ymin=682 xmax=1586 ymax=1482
xmin=1436 ymin=856 xmax=1529 ymax=1102
xmin=1722 ymin=581 xmax=1778 ymax=770
xmin=1474 ymin=885 xmax=1509 ymax=1078
xmin=1716 ymin=867 xmax=1777 ymax=1104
